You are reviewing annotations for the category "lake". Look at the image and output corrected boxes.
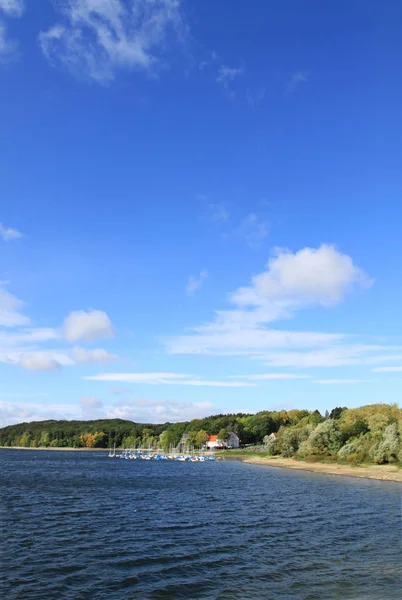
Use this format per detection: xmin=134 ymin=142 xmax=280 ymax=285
xmin=1 ymin=449 xmax=401 ymax=599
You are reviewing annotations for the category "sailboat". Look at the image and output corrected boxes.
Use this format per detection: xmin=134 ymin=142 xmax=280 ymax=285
xmin=108 ymin=443 xmax=116 ymax=458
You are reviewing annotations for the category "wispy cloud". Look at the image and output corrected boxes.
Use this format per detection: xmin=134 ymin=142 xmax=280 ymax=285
xmin=229 ymin=373 xmax=312 ymax=380
xmin=246 ymin=87 xmax=266 ymax=108
xmin=216 ymin=64 xmax=244 ymax=87
xmin=0 ymin=0 xmax=24 ymax=62
xmin=0 ymin=285 xmax=31 ymax=327
xmin=80 ymin=395 xmax=104 ymax=418
xmin=372 ymin=366 xmax=402 ymax=373
xmin=167 ymin=245 xmax=373 ymax=359
xmin=208 ymin=203 xmax=229 ymax=223
xmin=0 ymin=392 xmax=48 ymax=398
xmin=0 ymin=0 xmax=24 ymax=18
xmin=186 ymin=269 xmax=207 ymax=295
xmin=186 ymin=269 xmax=208 ymax=296
xmin=39 ymin=0 xmax=187 ymax=82
xmin=313 ymin=379 xmax=373 ymax=385
xmin=71 ymin=347 xmax=119 ymax=363
xmin=258 ymin=347 xmax=402 ymax=368
xmin=0 ymin=21 xmax=15 ymax=62
xmin=0 ymin=222 xmax=23 ymax=241
xmin=85 ymin=372 xmax=255 ymax=387
xmin=287 ymin=70 xmax=310 ymax=93
xmin=232 ymin=213 xmax=269 ymax=248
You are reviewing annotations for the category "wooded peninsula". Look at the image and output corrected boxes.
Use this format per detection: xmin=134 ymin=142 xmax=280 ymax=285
xmin=1 ymin=403 xmax=402 ymax=466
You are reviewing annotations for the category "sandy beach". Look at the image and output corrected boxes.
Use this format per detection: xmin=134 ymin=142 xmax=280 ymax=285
xmin=239 ymin=455 xmax=402 ymax=482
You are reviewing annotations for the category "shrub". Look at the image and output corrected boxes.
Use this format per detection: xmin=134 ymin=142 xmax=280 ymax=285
xmin=372 ymin=423 xmax=399 ymax=464
xmin=278 ymin=426 xmax=311 ymax=458
xmin=298 ymin=420 xmax=343 ymax=457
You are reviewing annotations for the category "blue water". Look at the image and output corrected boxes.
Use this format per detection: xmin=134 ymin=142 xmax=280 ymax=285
xmin=1 ymin=450 xmax=401 ymax=599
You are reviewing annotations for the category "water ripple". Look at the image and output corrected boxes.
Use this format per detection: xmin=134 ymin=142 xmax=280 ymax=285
xmin=1 ymin=449 xmax=401 ymax=600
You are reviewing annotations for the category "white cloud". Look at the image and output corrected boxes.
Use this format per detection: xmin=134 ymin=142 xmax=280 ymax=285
xmin=0 ymin=285 xmax=31 ymax=327
xmin=85 ymin=372 xmax=255 ymax=387
xmin=0 ymin=400 xmax=81 ymax=427
xmin=80 ymin=395 xmax=103 ymax=409
xmin=287 ymin=70 xmax=309 ymax=93
xmin=0 ymin=0 xmax=24 ymax=17
xmin=0 ymin=397 xmax=216 ymax=427
xmin=64 ymin=309 xmax=115 ymax=342
xmin=18 ymin=352 xmax=62 ymax=371
xmin=258 ymin=345 xmax=402 ymax=368
xmin=231 ymin=245 xmax=371 ymax=308
xmin=313 ymin=379 xmax=373 ymax=385
xmin=80 ymin=395 xmax=104 ymax=417
xmin=71 ymin=346 xmax=119 ymax=363
xmin=186 ymin=269 xmax=207 ymax=295
xmin=216 ymin=64 xmax=244 ymax=88
xmin=0 ymin=223 xmax=22 ymax=240
xmin=0 ymin=392 xmax=48 ymax=398
xmin=39 ymin=0 xmax=186 ymax=82
xmin=166 ymin=245 xmax=374 ymax=368
xmin=0 ymin=328 xmax=59 ymax=346
xmin=229 ymin=373 xmax=312 ymax=380
xmin=168 ymin=327 xmax=345 ymax=356
xmin=0 ymin=23 xmax=15 ymax=61
xmin=107 ymin=399 xmax=215 ymax=423
xmin=372 ymin=366 xmax=402 ymax=373
xmin=0 ymin=1 xmax=24 ymax=62
xmin=232 ymin=213 xmax=269 ymax=248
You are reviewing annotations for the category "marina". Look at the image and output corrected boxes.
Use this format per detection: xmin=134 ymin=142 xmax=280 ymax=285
xmin=107 ymin=446 xmax=216 ymax=461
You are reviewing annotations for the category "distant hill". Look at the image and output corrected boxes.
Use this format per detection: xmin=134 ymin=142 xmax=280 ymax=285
xmin=1 ymin=404 xmax=401 ymax=465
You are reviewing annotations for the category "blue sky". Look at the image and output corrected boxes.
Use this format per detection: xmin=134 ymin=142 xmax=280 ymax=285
xmin=1 ymin=0 xmax=401 ymax=426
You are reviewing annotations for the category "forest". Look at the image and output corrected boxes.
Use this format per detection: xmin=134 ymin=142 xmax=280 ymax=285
xmin=0 ymin=403 xmax=401 ymax=465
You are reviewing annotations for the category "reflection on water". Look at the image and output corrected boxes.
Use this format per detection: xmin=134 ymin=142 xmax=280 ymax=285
xmin=1 ymin=450 xmax=401 ymax=599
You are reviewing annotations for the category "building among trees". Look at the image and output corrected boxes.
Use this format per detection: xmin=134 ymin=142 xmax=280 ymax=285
xmin=206 ymin=432 xmax=240 ymax=449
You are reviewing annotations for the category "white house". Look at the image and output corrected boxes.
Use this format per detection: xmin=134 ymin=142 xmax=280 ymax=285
xmin=206 ymin=432 xmax=240 ymax=449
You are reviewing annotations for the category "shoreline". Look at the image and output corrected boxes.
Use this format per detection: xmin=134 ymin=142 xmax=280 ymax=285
xmin=236 ymin=455 xmax=402 ymax=482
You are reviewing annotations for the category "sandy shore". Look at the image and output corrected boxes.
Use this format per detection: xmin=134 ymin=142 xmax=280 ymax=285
xmin=239 ymin=455 xmax=402 ymax=482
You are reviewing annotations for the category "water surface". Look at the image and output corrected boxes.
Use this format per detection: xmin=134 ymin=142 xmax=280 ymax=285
xmin=1 ymin=449 xmax=401 ymax=599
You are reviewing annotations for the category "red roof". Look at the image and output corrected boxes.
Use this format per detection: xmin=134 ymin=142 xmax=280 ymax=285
xmin=208 ymin=435 xmax=218 ymax=442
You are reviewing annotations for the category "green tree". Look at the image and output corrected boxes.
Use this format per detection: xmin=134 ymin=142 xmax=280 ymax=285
xmin=372 ymin=423 xmax=399 ymax=464
xmin=195 ymin=429 xmax=209 ymax=448
xmin=217 ymin=428 xmax=229 ymax=444
xmin=298 ymin=420 xmax=343 ymax=457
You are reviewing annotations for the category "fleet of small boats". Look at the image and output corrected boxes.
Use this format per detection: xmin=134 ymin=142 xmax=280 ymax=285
xmin=107 ymin=445 xmax=215 ymax=461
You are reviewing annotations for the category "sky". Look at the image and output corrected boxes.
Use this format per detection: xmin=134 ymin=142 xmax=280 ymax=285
xmin=1 ymin=0 xmax=401 ymax=427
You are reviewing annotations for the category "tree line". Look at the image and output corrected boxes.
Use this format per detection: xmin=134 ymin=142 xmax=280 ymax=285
xmin=0 ymin=403 xmax=401 ymax=464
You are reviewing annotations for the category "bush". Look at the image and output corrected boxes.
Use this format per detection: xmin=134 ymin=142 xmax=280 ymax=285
xmin=345 ymin=452 xmax=366 ymax=464
xmin=338 ymin=442 xmax=360 ymax=459
xmin=278 ymin=426 xmax=311 ymax=458
xmin=372 ymin=423 xmax=399 ymax=464
xmin=298 ymin=420 xmax=343 ymax=457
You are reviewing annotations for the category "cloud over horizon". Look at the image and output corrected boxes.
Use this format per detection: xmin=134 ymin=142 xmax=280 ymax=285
xmin=85 ymin=372 xmax=255 ymax=387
